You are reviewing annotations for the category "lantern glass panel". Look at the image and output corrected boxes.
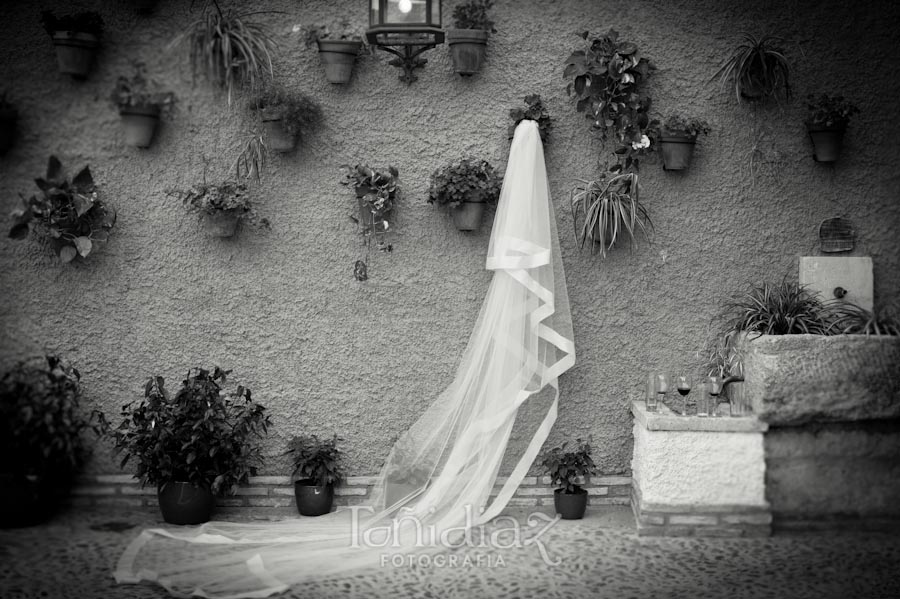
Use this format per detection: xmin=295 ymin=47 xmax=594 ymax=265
xmin=385 ymin=0 xmax=427 ymax=25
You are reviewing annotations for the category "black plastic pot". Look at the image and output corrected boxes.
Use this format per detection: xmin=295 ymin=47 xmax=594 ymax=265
xmin=659 ymin=132 xmax=698 ymax=171
xmin=157 ymin=482 xmax=215 ymax=525
xmin=316 ymin=39 xmax=362 ymax=84
xmin=0 ymin=106 xmax=17 ymax=154
xmin=0 ymin=473 xmax=57 ymax=528
xmin=554 ymin=488 xmax=588 ymax=520
xmin=120 ymin=104 xmax=160 ymax=148
xmin=451 ymin=201 xmax=485 ymax=231
xmin=50 ymin=31 xmax=100 ymax=78
xmin=807 ymin=122 xmax=846 ymax=163
xmin=294 ymin=479 xmax=334 ymax=516
xmin=447 ymin=29 xmax=489 ymax=76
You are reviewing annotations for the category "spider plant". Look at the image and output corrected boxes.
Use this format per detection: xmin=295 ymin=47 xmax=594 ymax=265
xmin=824 ymin=303 xmax=900 ymax=336
xmin=713 ymin=33 xmax=791 ymax=104
xmin=232 ymin=133 xmax=266 ymax=181
xmin=171 ymin=1 xmax=276 ymax=105
xmin=723 ymin=279 xmax=829 ymax=336
xmin=570 ymin=169 xmax=651 ymax=258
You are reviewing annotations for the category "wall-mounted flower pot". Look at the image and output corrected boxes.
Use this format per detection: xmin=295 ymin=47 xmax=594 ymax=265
xmin=294 ymin=479 xmax=334 ymax=516
xmin=119 ymin=104 xmax=160 ymax=148
xmin=261 ymin=111 xmax=296 ymax=153
xmin=316 ymin=39 xmax=362 ymax=84
xmin=806 ymin=122 xmax=846 ymax=163
xmin=446 ymin=29 xmax=489 ymax=76
xmin=157 ymin=482 xmax=214 ymax=525
xmin=553 ymin=488 xmax=588 ymax=520
xmin=659 ymin=132 xmax=698 ymax=171
xmin=203 ymin=211 xmax=241 ymax=237
xmin=451 ymin=201 xmax=485 ymax=231
xmin=355 ymin=186 xmax=390 ymax=233
xmin=0 ymin=107 xmax=17 ymax=154
xmin=50 ymin=31 xmax=99 ymax=78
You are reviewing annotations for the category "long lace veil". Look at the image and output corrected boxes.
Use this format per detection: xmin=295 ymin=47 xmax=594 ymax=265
xmin=115 ymin=119 xmax=576 ymax=598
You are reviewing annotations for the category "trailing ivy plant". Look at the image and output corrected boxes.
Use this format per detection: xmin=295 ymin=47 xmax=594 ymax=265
xmin=427 ymin=158 xmax=502 ymax=209
xmin=112 ymin=367 xmax=271 ymax=495
xmin=540 ymin=439 xmax=596 ymax=494
xmin=170 ymin=180 xmax=270 ymax=229
xmin=451 ymin=0 xmax=497 ymax=32
xmin=508 ymin=94 xmax=552 ymax=142
xmin=341 ymin=164 xmax=400 ymax=280
xmin=286 ymin=434 xmax=345 ymax=487
xmin=8 ymin=156 xmax=116 ymax=262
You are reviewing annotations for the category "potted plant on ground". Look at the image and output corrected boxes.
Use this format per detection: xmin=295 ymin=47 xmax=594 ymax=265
xmin=540 ymin=439 xmax=596 ymax=520
xmin=171 ymin=180 xmax=269 ymax=237
xmin=8 ymin=156 xmax=116 ymax=262
xmin=287 ymin=434 xmax=344 ymax=516
xmin=658 ymin=115 xmax=711 ymax=171
xmin=0 ymin=92 xmax=17 ymax=154
xmin=446 ymin=0 xmax=496 ymax=76
xmin=508 ymin=94 xmax=552 ymax=143
xmin=713 ymin=33 xmax=791 ymax=104
xmin=0 ymin=355 xmax=107 ymax=528
xmin=41 ymin=10 xmax=103 ymax=78
xmin=427 ymin=158 xmax=502 ymax=231
xmin=113 ymin=367 xmax=270 ymax=525
xmin=110 ymin=64 xmax=176 ymax=148
xmin=306 ymin=21 xmax=366 ymax=84
xmin=805 ymin=94 xmax=859 ymax=163
xmin=248 ymin=87 xmax=322 ymax=153
xmin=570 ymin=162 xmax=652 ymax=258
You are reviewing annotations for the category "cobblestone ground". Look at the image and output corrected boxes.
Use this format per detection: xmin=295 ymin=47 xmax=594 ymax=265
xmin=1 ymin=506 xmax=899 ymax=599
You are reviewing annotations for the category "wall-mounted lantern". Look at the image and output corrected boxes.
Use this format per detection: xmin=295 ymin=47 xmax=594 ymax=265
xmin=366 ymin=0 xmax=444 ymax=84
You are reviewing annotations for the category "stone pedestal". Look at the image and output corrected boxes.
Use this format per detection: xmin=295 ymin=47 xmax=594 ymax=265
xmin=630 ymin=400 xmax=771 ymax=537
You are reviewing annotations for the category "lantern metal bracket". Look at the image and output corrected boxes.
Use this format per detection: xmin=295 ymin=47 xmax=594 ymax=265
xmin=366 ymin=29 xmax=445 ymax=85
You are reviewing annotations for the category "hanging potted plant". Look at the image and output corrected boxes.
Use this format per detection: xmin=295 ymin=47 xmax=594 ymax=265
xmin=172 ymin=180 xmax=269 ymax=238
xmin=508 ymin=94 xmax=552 ymax=143
xmin=540 ymin=439 xmax=596 ymax=520
xmin=113 ymin=367 xmax=271 ymax=525
xmin=0 ymin=356 xmax=107 ymax=528
xmin=658 ymin=115 xmax=711 ymax=171
xmin=427 ymin=158 xmax=502 ymax=231
xmin=248 ymin=87 xmax=322 ymax=153
xmin=110 ymin=64 xmax=176 ymax=148
xmin=340 ymin=163 xmax=400 ymax=234
xmin=713 ymin=32 xmax=791 ymax=104
xmin=306 ymin=21 xmax=366 ymax=84
xmin=8 ymin=156 xmax=116 ymax=263
xmin=446 ymin=0 xmax=496 ymax=76
xmin=0 ymin=92 xmax=17 ymax=154
xmin=287 ymin=434 xmax=345 ymax=517
xmin=41 ymin=10 xmax=103 ymax=78
xmin=805 ymin=94 xmax=859 ymax=163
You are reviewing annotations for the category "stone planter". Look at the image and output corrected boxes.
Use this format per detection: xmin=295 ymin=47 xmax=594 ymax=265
xmin=50 ymin=31 xmax=100 ymax=78
xmin=659 ymin=132 xmax=698 ymax=171
xmin=316 ymin=39 xmax=362 ymax=84
xmin=294 ymin=479 xmax=334 ymax=516
xmin=806 ymin=122 xmax=846 ymax=163
xmin=451 ymin=201 xmax=485 ymax=231
xmin=447 ymin=29 xmax=489 ymax=76
xmin=158 ymin=482 xmax=215 ymax=525
xmin=119 ymin=104 xmax=160 ymax=148
xmin=202 ymin=211 xmax=241 ymax=238
xmin=0 ymin=106 xmax=17 ymax=154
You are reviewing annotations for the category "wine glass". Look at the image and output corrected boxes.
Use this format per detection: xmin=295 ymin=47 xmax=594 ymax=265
xmin=707 ymin=376 xmax=723 ymax=417
xmin=674 ymin=374 xmax=692 ymax=415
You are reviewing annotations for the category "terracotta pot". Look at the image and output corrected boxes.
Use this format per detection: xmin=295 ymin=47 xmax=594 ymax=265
xmin=157 ymin=482 xmax=215 ymax=525
xmin=807 ymin=122 xmax=846 ymax=163
xmin=203 ymin=211 xmax=241 ymax=237
xmin=447 ymin=29 xmax=489 ymax=76
xmin=659 ymin=132 xmax=698 ymax=171
xmin=451 ymin=201 xmax=485 ymax=231
xmin=261 ymin=115 xmax=296 ymax=153
xmin=316 ymin=39 xmax=362 ymax=84
xmin=554 ymin=488 xmax=588 ymax=520
xmin=294 ymin=479 xmax=334 ymax=516
xmin=119 ymin=104 xmax=160 ymax=148
xmin=0 ymin=107 xmax=17 ymax=154
xmin=50 ymin=31 xmax=99 ymax=78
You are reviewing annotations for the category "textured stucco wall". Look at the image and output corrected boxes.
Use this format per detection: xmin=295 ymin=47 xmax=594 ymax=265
xmin=1 ymin=0 xmax=899 ymax=478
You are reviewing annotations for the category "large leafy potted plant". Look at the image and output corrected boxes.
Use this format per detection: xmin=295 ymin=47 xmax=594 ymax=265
xmin=540 ymin=439 xmax=596 ymax=520
xmin=0 ymin=92 xmax=17 ymax=154
xmin=172 ymin=180 xmax=269 ymax=238
xmin=113 ymin=367 xmax=271 ymax=525
xmin=658 ymin=115 xmax=711 ymax=171
xmin=805 ymin=94 xmax=859 ymax=163
xmin=306 ymin=21 xmax=366 ymax=84
xmin=248 ymin=87 xmax=322 ymax=153
xmin=427 ymin=158 xmax=502 ymax=231
xmin=713 ymin=33 xmax=791 ymax=104
xmin=508 ymin=94 xmax=552 ymax=143
xmin=287 ymin=434 xmax=344 ymax=516
xmin=0 ymin=355 xmax=107 ymax=528
xmin=8 ymin=156 xmax=116 ymax=262
xmin=41 ymin=10 xmax=103 ymax=78
xmin=110 ymin=65 xmax=176 ymax=148
xmin=446 ymin=0 xmax=496 ymax=76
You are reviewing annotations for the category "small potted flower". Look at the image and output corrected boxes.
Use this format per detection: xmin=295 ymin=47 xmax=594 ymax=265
xmin=41 ymin=10 xmax=104 ymax=78
xmin=306 ymin=21 xmax=367 ymax=84
xmin=340 ymin=164 xmax=400 ymax=234
xmin=805 ymin=94 xmax=859 ymax=163
xmin=446 ymin=0 xmax=496 ymax=76
xmin=8 ymin=156 xmax=116 ymax=262
xmin=248 ymin=87 xmax=322 ymax=153
xmin=113 ymin=368 xmax=270 ymax=525
xmin=287 ymin=434 xmax=344 ymax=516
xmin=427 ymin=158 xmax=502 ymax=231
xmin=508 ymin=94 xmax=552 ymax=143
xmin=0 ymin=92 xmax=17 ymax=154
xmin=658 ymin=115 xmax=711 ymax=171
xmin=540 ymin=439 xmax=596 ymax=520
xmin=110 ymin=65 xmax=176 ymax=148
xmin=1 ymin=356 xmax=107 ymax=528
xmin=171 ymin=180 xmax=270 ymax=238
